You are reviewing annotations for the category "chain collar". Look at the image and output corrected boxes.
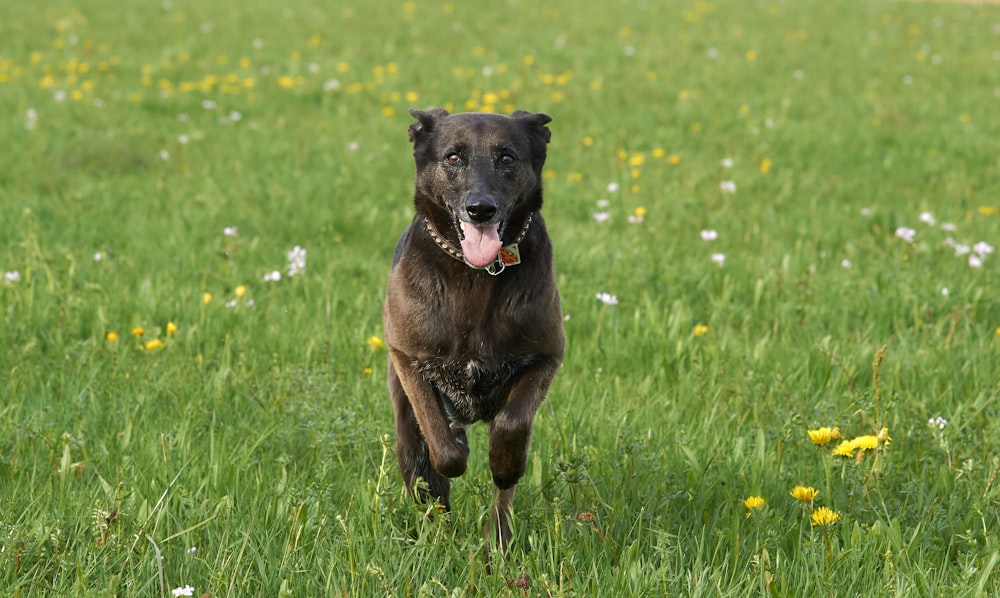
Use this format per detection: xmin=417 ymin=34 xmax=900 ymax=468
xmin=423 ymin=214 xmax=532 ymax=276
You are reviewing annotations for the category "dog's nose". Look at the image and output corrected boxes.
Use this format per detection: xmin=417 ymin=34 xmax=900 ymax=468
xmin=465 ymin=195 xmax=498 ymax=223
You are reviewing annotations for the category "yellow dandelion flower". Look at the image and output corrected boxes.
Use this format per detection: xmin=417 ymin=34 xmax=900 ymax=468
xmin=202 ymin=292 xmax=213 ymax=305
xmin=582 ymin=136 xmax=594 ymax=147
xmin=668 ymin=154 xmax=681 ymax=166
xmin=366 ymin=336 xmax=385 ymax=349
xmin=693 ymin=324 xmax=709 ymax=337
xmin=978 ymin=206 xmax=998 ymax=216
xmin=106 ymin=331 xmax=118 ymax=343
xmin=145 ymin=338 xmax=165 ymax=351
xmin=807 ymin=426 xmax=839 ymax=446
xmin=811 ymin=506 xmax=841 ymax=527
xmin=852 ymin=435 xmax=879 ymax=451
xmin=832 ymin=440 xmax=856 ymax=458
xmin=234 ymin=285 xmax=247 ymax=299
xmin=995 ymin=327 xmax=1000 ymax=337
xmin=628 ymin=153 xmax=645 ymax=167
xmin=362 ymin=367 xmax=373 ymax=376
xmin=131 ymin=327 xmax=145 ymax=337
xmin=760 ymin=158 xmax=772 ymax=174
xmin=790 ymin=486 xmax=819 ymax=502
xmin=381 ymin=106 xmax=395 ymax=117
xmin=744 ymin=496 xmax=765 ymax=510
xmin=277 ymin=76 xmax=295 ymax=89
xmin=166 ymin=322 xmax=178 ymax=336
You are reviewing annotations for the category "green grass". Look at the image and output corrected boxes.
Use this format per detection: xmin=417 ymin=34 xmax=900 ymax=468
xmin=2 ymin=0 xmax=1000 ymax=595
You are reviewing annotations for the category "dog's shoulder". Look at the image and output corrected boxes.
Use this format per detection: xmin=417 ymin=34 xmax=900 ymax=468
xmin=391 ymin=224 xmax=412 ymax=268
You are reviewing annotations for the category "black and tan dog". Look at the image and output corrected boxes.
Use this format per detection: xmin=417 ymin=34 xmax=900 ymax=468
xmin=383 ymin=108 xmax=564 ymax=554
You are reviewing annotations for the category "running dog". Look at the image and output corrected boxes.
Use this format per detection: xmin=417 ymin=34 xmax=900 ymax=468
xmin=383 ymin=108 xmax=564 ymax=555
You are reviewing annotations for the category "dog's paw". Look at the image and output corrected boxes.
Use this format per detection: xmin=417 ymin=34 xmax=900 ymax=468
xmin=489 ymin=447 xmax=526 ymax=489
xmin=491 ymin=467 xmax=525 ymax=491
xmin=433 ymin=442 xmax=470 ymax=478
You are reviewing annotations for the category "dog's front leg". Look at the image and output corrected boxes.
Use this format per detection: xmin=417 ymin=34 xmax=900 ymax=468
xmin=389 ymin=350 xmax=470 ymax=479
xmin=485 ymin=359 xmax=560 ymax=553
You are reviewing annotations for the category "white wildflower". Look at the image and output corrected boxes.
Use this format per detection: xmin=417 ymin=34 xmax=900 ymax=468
xmin=595 ymin=292 xmax=618 ymax=306
xmin=287 ymin=246 xmax=306 ymax=277
xmin=972 ymin=241 xmax=994 ymax=257
xmin=928 ymin=416 xmax=948 ymax=430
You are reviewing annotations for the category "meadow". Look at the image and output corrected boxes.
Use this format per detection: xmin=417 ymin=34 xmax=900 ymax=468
xmin=2 ymin=0 xmax=999 ymax=595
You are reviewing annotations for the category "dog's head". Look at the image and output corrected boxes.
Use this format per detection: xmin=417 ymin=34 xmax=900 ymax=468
xmin=408 ymin=108 xmax=552 ymax=267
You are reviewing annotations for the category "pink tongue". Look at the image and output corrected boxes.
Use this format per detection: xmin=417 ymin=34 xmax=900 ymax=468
xmin=460 ymin=223 xmax=502 ymax=267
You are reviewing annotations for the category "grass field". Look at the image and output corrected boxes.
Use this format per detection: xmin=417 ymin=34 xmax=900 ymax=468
xmin=2 ymin=0 xmax=1000 ymax=595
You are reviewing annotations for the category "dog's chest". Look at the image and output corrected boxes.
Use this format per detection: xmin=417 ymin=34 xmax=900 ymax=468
xmin=417 ymin=355 xmax=534 ymax=425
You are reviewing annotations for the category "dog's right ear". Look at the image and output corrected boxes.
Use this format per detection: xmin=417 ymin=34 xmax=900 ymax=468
xmin=408 ymin=108 xmax=449 ymax=143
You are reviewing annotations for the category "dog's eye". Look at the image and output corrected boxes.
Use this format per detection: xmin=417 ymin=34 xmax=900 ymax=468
xmin=445 ymin=153 xmax=461 ymax=165
xmin=499 ymin=154 xmax=515 ymax=166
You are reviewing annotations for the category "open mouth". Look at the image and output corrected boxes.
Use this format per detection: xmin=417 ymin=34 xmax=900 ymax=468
xmin=455 ymin=218 xmax=503 ymax=268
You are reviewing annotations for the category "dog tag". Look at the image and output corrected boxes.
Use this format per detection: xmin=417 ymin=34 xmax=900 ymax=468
xmin=499 ymin=244 xmax=521 ymax=266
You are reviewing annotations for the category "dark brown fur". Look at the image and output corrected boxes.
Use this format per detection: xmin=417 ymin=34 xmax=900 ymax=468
xmin=383 ymin=108 xmax=564 ymax=555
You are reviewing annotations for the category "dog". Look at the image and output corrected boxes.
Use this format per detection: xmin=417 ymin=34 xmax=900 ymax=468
xmin=383 ymin=108 xmax=565 ymax=555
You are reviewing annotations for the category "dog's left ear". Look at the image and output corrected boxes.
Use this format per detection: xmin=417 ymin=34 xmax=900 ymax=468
xmin=408 ymin=108 xmax=449 ymax=143
xmin=511 ymin=110 xmax=553 ymax=144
